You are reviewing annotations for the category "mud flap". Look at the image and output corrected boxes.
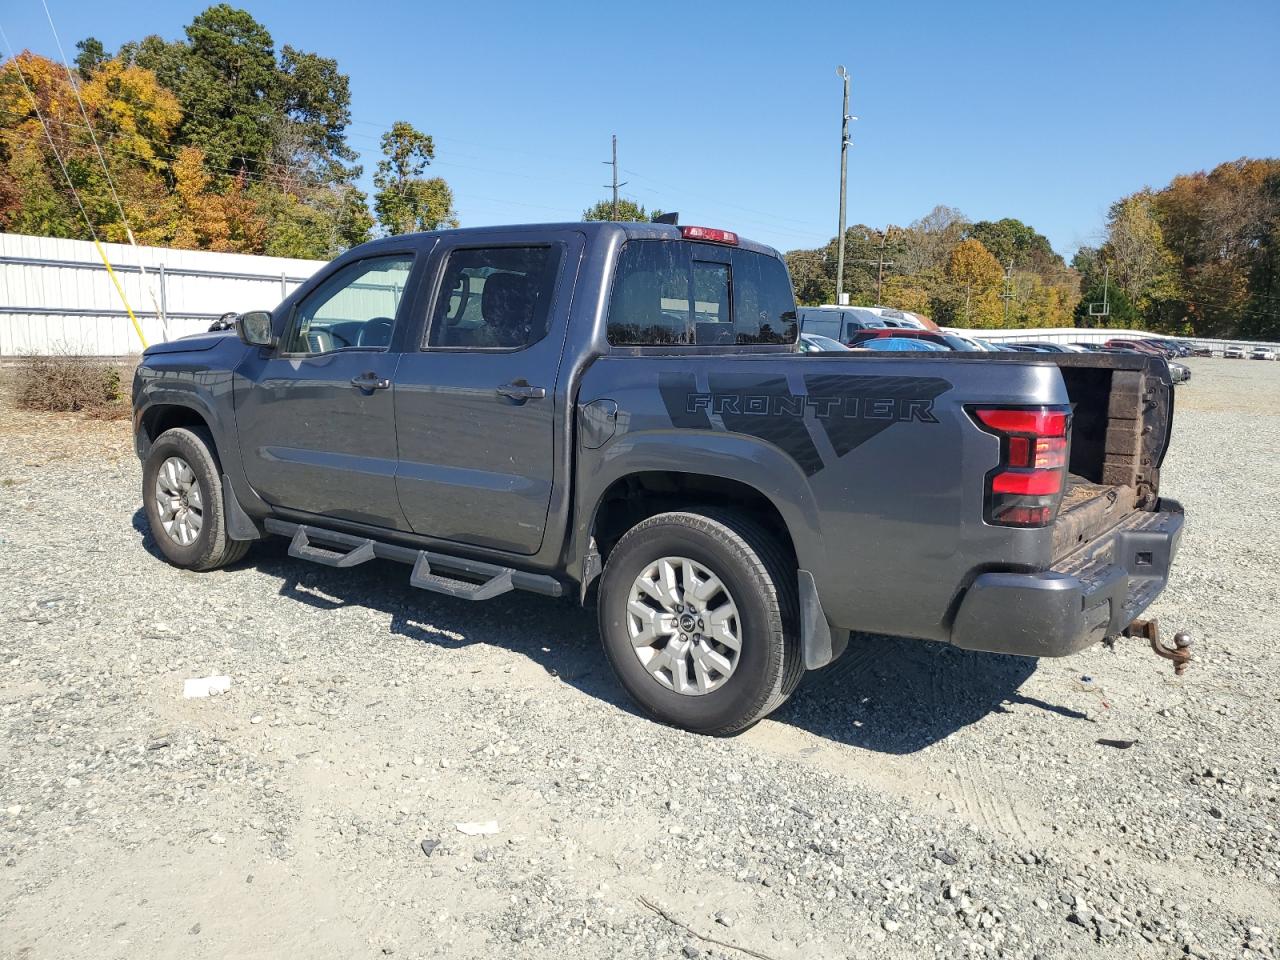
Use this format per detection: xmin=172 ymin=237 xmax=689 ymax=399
xmin=222 ymin=474 xmax=262 ymax=541
xmin=799 ymin=570 xmax=848 ymax=670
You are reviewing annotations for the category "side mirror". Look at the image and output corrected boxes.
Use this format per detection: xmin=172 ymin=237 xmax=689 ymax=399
xmin=237 ymin=310 xmax=277 ymax=348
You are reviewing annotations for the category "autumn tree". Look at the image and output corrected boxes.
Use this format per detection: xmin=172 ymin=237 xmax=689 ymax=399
xmin=2 ymin=6 xmax=377 ymax=258
xmin=966 ymin=218 xmax=1063 ymax=273
xmin=945 ymin=237 xmax=1005 ymax=326
xmin=372 ymin=121 xmax=457 ymax=235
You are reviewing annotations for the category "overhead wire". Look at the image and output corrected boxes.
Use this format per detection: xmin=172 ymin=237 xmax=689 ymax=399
xmin=39 ymin=0 xmax=165 ymax=331
xmin=0 ymin=23 xmax=147 ymax=347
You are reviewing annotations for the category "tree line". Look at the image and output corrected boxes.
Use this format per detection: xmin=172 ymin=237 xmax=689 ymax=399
xmin=786 ymin=209 xmax=1079 ymax=328
xmin=786 ymin=157 xmax=1280 ymax=340
xmin=0 ymin=4 xmax=456 ymax=259
xmin=1072 ymin=158 xmax=1280 ymax=341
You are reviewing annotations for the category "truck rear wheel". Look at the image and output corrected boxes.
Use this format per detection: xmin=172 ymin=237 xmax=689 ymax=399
xmin=142 ymin=426 xmax=249 ymax=572
xmin=597 ymin=509 xmax=802 ymax=735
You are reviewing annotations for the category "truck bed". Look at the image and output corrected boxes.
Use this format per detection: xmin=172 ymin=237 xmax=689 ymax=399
xmin=880 ymin=349 xmax=1175 ymax=561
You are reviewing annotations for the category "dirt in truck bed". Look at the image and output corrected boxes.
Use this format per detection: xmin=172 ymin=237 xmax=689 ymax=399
xmin=1 ymin=358 xmax=1278 ymax=959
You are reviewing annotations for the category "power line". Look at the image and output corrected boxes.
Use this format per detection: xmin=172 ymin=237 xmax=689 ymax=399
xmin=0 ymin=26 xmax=147 ymax=347
xmin=39 ymin=0 xmax=165 ymax=330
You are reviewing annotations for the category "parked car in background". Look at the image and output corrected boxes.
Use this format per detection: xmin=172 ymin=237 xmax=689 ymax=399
xmin=797 ymin=306 xmax=887 ymax=343
xmin=1106 ymin=338 xmax=1170 ymax=358
xmin=1191 ymin=345 xmax=1214 ymax=357
xmin=847 ymin=329 xmax=984 ymax=351
xmin=208 ymin=311 xmax=239 ymax=332
xmin=798 ymin=333 xmax=851 ymax=353
xmin=1137 ymin=338 xmax=1185 ymax=358
xmin=1250 ymin=346 xmax=1276 ymax=360
xmin=852 ymin=337 xmax=950 ymax=352
xmin=1011 ymin=342 xmax=1088 ymax=353
xmin=1224 ymin=345 xmax=1247 ymax=359
xmin=1169 ymin=361 xmax=1191 ymax=383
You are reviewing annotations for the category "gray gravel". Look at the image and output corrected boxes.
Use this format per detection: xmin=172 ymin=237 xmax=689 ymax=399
xmin=1 ymin=357 xmax=1277 ymax=959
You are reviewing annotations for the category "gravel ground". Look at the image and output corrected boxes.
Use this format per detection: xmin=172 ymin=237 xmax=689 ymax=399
xmin=1 ymin=357 xmax=1277 ymax=960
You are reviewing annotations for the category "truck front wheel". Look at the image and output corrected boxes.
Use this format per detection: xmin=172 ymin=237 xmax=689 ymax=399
xmin=142 ymin=427 xmax=249 ymax=571
xmin=598 ymin=509 xmax=802 ymax=735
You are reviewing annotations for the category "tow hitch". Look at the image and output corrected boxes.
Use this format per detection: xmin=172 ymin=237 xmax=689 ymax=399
xmin=1120 ymin=618 xmax=1194 ymax=676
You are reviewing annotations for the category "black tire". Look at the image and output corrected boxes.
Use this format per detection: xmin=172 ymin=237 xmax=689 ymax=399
xmin=598 ymin=509 xmax=803 ymax=736
xmin=142 ymin=426 xmax=250 ymax=571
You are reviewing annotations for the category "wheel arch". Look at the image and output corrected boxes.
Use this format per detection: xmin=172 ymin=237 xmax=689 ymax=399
xmin=588 ymin=471 xmax=799 ymax=574
xmin=135 ymin=397 xmax=262 ymax=541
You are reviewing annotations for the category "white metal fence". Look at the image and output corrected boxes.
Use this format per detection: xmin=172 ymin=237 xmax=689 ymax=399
xmin=0 ymin=232 xmax=325 ymax=356
xmin=949 ymin=326 xmax=1278 ymax=355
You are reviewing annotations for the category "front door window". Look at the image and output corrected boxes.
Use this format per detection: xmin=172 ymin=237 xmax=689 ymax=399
xmin=282 ymin=254 xmax=414 ymax=355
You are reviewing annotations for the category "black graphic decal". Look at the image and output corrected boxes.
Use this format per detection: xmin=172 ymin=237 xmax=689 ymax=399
xmin=802 ymin=374 xmax=951 ymax=458
xmin=658 ymin=370 xmax=951 ymax=477
xmin=706 ymin=372 xmax=824 ymax=476
xmin=659 ymin=372 xmax=711 ymax=430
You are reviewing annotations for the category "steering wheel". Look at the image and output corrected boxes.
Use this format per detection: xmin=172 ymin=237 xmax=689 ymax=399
xmin=357 ymin=317 xmax=394 ymax=348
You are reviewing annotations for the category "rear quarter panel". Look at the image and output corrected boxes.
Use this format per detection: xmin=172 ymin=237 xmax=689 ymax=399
xmin=577 ymin=354 xmax=1068 ymax=642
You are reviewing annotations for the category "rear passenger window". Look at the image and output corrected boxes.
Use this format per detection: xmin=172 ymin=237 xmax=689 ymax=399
xmin=427 ymin=246 xmax=562 ymax=350
xmin=607 ymin=240 xmax=797 ymax=346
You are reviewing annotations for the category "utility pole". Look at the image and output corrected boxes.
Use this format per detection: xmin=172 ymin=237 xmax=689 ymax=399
xmin=874 ymin=230 xmax=895 ymax=305
xmin=602 ymin=134 xmax=627 ymax=220
xmin=1000 ymin=258 xmax=1015 ymax=324
xmin=835 ymin=66 xmax=854 ymax=305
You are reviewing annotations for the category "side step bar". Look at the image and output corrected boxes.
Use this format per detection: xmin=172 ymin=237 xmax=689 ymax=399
xmin=265 ymin=519 xmax=563 ymax=601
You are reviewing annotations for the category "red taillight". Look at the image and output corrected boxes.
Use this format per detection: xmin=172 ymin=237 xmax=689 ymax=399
xmin=991 ymin=470 xmax=1063 ymax=496
xmin=680 ymin=225 xmax=739 ymax=245
xmin=973 ymin=408 xmax=1067 ymax=437
xmin=969 ymin=405 xmax=1072 ymax=528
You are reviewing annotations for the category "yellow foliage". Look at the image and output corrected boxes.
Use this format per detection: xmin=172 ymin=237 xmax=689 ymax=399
xmin=80 ymin=58 xmax=181 ymax=171
xmin=947 ymin=238 xmax=1004 ymax=291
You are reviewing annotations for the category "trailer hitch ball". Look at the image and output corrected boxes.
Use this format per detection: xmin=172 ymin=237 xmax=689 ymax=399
xmin=1123 ymin=618 xmax=1194 ymax=676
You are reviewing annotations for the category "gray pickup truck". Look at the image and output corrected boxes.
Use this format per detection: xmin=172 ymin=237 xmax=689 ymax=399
xmin=132 ymin=222 xmax=1184 ymax=734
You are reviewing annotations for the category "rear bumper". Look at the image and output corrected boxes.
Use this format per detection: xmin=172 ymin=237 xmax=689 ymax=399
xmin=950 ymin=499 xmax=1184 ymax=658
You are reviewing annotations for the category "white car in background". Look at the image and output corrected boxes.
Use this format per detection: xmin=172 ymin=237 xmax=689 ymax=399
xmin=1249 ymin=346 xmax=1277 ymax=360
xmin=1224 ymin=345 xmax=1247 ymax=359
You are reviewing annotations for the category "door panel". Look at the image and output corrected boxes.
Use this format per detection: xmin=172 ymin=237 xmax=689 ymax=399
xmin=235 ymin=252 xmax=417 ymax=531
xmin=394 ymin=234 xmax=583 ymax=555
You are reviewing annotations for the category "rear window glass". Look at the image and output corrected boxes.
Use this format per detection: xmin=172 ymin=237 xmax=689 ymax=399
xmin=607 ymin=240 xmax=796 ymax=346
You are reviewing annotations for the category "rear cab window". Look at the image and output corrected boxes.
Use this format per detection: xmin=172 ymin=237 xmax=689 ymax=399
xmin=607 ymin=240 xmax=797 ymax=347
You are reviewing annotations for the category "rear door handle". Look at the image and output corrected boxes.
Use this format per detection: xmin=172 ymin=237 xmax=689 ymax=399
xmin=496 ymin=381 xmax=546 ymax=401
xmin=351 ymin=372 xmax=391 ymax=391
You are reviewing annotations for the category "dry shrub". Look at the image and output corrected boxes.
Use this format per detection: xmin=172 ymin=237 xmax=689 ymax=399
xmin=12 ymin=354 xmax=131 ymax=420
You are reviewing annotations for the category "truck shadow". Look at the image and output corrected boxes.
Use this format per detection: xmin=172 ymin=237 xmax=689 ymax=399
xmin=241 ymin=536 xmax=633 ymax=712
xmin=774 ymin=634 xmax=1089 ymax=754
xmin=132 ymin=512 xmax=1089 ymax=754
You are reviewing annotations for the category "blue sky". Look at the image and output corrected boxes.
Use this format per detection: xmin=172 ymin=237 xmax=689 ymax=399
xmin=5 ymin=0 xmax=1279 ymax=257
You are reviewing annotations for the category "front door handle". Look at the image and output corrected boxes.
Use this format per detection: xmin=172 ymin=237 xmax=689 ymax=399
xmin=496 ymin=380 xmax=546 ymax=402
xmin=351 ymin=372 xmax=391 ymax=391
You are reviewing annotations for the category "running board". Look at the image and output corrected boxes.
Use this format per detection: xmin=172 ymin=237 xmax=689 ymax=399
xmin=410 ymin=555 xmax=514 ymax=601
xmin=265 ymin=519 xmax=562 ymax=600
xmin=288 ymin=526 xmax=375 ymax=567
